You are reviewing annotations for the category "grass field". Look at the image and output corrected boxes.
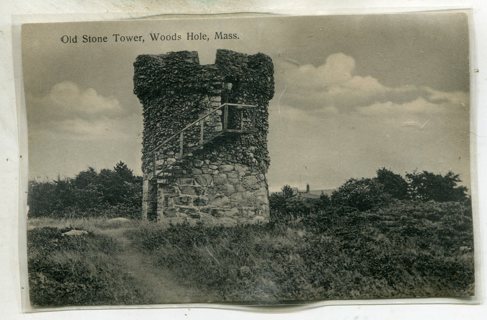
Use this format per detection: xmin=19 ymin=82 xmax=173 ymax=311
xmin=26 ymin=200 xmax=475 ymax=307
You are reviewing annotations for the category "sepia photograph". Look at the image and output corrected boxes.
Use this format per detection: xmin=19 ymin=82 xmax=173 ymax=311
xmin=21 ymin=12 xmax=474 ymax=308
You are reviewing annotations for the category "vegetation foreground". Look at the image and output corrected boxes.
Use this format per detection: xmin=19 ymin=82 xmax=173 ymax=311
xmin=27 ymin=200 xmax=474 ymax=307
xmin=27 ymin=167 xmax=475 ymax=307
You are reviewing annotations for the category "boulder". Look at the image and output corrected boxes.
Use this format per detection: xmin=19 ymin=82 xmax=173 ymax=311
xmin=62 ymin=229 xmax=88 ymax=237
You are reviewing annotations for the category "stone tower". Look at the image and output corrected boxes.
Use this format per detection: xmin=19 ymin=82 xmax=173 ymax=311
xmin=133 ymin=49 xmax=274 ymax=225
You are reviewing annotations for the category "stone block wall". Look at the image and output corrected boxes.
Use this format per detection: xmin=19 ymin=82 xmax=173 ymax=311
xmin=133 ymin=49 xmax=274 ymax=225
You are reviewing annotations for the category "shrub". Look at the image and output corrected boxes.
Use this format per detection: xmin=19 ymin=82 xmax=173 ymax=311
xmin=269 ymin=193 xmax=319 ymax=223
xmin=331 ymin=178 xmax=391 ymax=211
xmin=376 ymin=167 xmax=408 ymax=200
xmin=406 ymin=170 xmax=469 ymax=202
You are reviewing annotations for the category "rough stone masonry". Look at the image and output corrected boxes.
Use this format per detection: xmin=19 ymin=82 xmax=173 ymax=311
xmin=133 ymin=49 xmax=274 ymax=225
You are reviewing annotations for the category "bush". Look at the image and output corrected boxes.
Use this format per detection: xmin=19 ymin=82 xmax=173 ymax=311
xmin=406 ymin=170 xmax=469 ymax=202
xmin=376 ymin=167 xmax=408 ymax=200
xmin=269 ymin=193 xmax=321 ymax=223
xmin=331 ymin=178 xmax=391 ymax=211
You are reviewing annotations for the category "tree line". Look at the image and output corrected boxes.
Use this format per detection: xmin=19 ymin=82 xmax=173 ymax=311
xmin=270 ymin=168 xmax=469 ymax=221
xmin=28 ymin=164 xmax=468 ymax=220
xmin=28 ymin=162 xmax=142 ymax=218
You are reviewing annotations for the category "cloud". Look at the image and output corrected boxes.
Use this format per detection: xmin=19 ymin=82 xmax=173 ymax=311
xmin=277 ymin=53 xmax=388 ymax=111
xmin=29 ymin=81 xmax=127 ymax=122
xmin=274 ymin=53 xmax=469 ymax=116
xmin=288 ymin=53 xmax=356 ymax=88
xmin=28 ymin=81 xmax=138 ymax=140
xmin=357 ymin=97 xmax=444 ymax=116
xmin=31 ymin=114 xmax=142 ymax=141
xmin=422 ymin=87 xmax=469 ymax=107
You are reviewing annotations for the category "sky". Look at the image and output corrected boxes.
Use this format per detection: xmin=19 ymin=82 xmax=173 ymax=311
xmin=22 ymin=13 xmax=471 ymax=191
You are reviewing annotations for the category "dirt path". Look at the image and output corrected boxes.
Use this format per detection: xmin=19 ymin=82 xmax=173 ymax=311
xmin=99 ymin=227 xmax=208 ymax=304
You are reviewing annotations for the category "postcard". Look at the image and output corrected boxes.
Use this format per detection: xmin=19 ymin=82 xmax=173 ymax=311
xmin=20 ymin=12 xmax=474 ymax=309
